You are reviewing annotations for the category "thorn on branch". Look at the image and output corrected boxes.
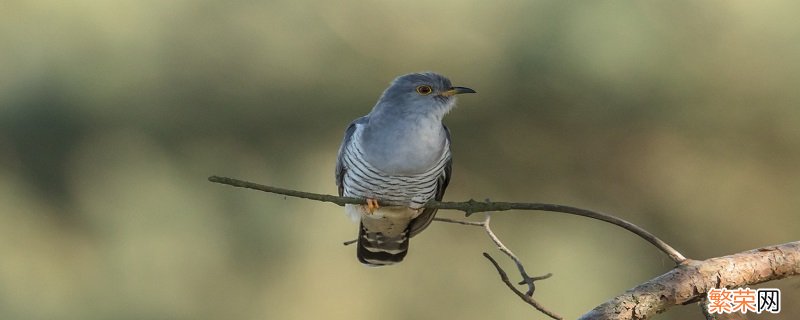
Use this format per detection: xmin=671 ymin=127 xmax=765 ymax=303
xmin=521 ymin=272 xmax=553 ymax=285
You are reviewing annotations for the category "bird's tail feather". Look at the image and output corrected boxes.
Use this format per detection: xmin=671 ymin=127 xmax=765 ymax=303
xmin=357 ymin=222 xmax=409 ymax=266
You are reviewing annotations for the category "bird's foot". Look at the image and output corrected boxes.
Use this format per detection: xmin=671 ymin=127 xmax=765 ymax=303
xmin=365 ymin=198 xmax=380 ymax=214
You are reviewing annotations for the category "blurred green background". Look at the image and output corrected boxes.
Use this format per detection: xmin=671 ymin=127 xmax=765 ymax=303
xmin=2 ymin=1 xmax=799 ymax=319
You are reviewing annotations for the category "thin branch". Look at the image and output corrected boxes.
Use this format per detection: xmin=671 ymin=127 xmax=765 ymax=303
xmin=209 ymin=176 xmax=365 ymax=206
xmin=483 ymin=214 xmax=543 ymax=296
xmin=435 ymin=215 xmax=556 ymax=316
xmin=578 ymin=241 xmax=800 ymax=320
xmin=483 ymin=253 xmax=563 ymax=320
xmin=432 ymin=216 xmax=485 ymax=226
xmin=208 ymin=175 xmax=687 ymax=264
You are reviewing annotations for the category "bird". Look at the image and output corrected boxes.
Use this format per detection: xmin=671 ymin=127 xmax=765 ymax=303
xmin=335 ymin=72 xmax=475 ymax=266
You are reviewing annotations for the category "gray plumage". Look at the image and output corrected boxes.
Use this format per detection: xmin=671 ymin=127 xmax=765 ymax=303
xmin=335 ymin=72 xmax=474 ymax=266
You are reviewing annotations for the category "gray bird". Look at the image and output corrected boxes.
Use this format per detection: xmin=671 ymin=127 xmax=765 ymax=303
xmin=335 ymin=72 xmax=475 ymax=266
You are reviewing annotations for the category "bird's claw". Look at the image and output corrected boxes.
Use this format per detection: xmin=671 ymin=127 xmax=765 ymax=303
xmin=365 ymin=198 xmax=380 ymax=214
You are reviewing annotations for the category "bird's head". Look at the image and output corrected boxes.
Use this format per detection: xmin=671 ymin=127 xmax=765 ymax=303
xmin=372 ymin=72 xmax=475 ymax=119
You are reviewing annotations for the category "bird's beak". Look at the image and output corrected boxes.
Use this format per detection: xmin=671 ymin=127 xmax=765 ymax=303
xmin=441 ymin=86 xmax=476 ymax=97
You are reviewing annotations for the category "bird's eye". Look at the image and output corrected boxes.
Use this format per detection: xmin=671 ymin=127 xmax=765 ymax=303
xmin=416 ymin=85 xmax=433 ymax=95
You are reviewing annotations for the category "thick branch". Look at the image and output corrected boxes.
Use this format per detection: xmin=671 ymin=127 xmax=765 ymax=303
xmin=208 ymin=175 xmax=686 ymax=263
xmin=579 ymin=241 xmax=800 ymax=320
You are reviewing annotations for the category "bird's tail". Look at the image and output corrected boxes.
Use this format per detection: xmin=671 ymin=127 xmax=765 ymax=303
xmin=356 ymin=222 xmax=410 ymax=266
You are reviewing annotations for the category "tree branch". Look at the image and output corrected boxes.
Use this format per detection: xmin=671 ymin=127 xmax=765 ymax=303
xmin=208 ymin=175 xmax=686 ymax=264
xmin=578 ymin=241 xmax=800 ymax=320
xmin=209 ymin=176 xmax=799 ymax=319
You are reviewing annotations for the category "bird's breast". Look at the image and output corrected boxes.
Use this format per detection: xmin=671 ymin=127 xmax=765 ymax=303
xmin=341 ymin=124 xmax=449 ymax=209
xmin=359 ymin=120 xmax=447 ymax=175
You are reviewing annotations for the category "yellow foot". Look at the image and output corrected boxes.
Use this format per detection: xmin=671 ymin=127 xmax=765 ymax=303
xmin=365 ymin=198 xmax=380 ymax=214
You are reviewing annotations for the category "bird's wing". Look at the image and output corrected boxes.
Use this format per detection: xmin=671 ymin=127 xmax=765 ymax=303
xmin=335 ymin=116 xmax=369 ymax=197
xmin=407 ymin=125 xmax=453 ymax=238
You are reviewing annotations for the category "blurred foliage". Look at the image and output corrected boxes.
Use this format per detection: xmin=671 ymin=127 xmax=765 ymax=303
xmin=1 ymin=1 xmax=799 ymax=319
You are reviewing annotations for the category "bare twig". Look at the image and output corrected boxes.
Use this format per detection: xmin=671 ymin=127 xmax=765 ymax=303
xmin=483 ymin=214 xmax=546 ymax=296
xmin=578 ymin=241 xmax=800 ymax=320
xmin=432 ymin=216 xmax=485 ymax=226
xmin=483 ymin=253 xmax=563 ymax=320
xmin=208 ymin=175 xmax=686 ymax=263
xmin=435 ymin=215 xmax=559 ymax=318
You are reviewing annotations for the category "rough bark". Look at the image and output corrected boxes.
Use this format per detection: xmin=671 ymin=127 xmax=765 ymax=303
xmin=579 ymin=241 xmax=800 ymax=320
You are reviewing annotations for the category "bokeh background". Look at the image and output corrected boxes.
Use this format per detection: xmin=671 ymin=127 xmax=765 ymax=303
xmin=2 ymin=1 xmax=799 ymax=319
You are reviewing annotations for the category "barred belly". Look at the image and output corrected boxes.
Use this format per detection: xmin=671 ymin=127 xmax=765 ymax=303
xmin=340 ymin=127 xmax=449 ymax=216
